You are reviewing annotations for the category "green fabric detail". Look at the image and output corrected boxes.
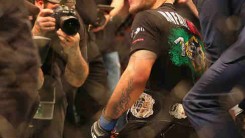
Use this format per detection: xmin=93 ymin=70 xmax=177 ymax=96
xmin=168 ymin=27 xmax=206 ymax=80
xmin=168 ymin=28 xmax=191 ymax=67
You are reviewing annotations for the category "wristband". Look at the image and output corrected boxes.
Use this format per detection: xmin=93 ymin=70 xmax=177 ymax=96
xmin=99 ymin=115 xmax=117 ymax=131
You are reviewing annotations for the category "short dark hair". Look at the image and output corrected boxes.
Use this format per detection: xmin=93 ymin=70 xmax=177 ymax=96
xmin=46 ymin=0 xmax=61 ymax=4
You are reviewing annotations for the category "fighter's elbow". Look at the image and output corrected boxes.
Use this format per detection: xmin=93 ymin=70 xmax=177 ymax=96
xmin=130 ymin=71 xmax=149 ymax=85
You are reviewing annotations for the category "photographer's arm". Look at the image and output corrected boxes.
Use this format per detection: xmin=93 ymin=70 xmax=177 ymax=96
xmin=57 ymin=29 xmax=89 ymax=87
xmin=31 ymin=9 xmax=55 ymax=89
xmin=109 ymin=0 xmax=124 ymax=19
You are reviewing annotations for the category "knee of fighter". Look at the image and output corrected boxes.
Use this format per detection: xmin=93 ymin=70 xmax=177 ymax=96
xmin=182 ymin=94 xmax=192 ymax=111
xmin=182 ymin=93 xmax=202 ymax=115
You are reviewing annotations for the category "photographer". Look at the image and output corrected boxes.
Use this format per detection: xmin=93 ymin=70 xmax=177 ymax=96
xmin=28 ymin=0 xmax=89 ymax=137
xmin=67 ymin=1 xmax=110 ymax=137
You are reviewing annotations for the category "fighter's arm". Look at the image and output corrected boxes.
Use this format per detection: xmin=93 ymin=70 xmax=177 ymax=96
xmin=178 ymin=0 xmax=199 ymax=18
xmin=103 ymin=11 xmax=162 ymax=119
xmin=104 ymin=50 xmax=157 ymax=119
xmin=91 ymin=11 xmax=161 ymax=137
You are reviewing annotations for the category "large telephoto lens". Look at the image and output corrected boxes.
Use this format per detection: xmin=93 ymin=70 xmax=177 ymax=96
xmin=60 ymin=16 xmax=80 ymax=36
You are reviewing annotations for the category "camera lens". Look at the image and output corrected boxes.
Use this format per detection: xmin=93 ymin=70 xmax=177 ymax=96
xmin=60 ymin=16 xmax=80 ymax=36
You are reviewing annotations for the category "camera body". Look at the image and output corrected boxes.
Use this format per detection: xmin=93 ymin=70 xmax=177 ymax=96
xmin=92 ymin=10 xmax=106 ymax=28
xmin=52 ymin=5 xmax=80 ymax=36
xmin=90 ymin=4 xmax=114 ymax=28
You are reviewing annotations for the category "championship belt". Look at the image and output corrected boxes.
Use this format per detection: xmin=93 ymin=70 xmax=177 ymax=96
xmin=115 ymin=88 xmax=197 ymax=138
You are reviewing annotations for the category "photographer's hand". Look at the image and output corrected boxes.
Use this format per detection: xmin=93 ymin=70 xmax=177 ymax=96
xmin=92 ymin=0 xmax=124 ymax=32
xmin=92 ymin=14 xmax=111 ymax=32
xmin=56 ymin=29 xmax=88 ymax=87
xmin=56 ymin=29 xmax=80 ymax=54
xmin=32 ymin=9 xmax=56 ymax=36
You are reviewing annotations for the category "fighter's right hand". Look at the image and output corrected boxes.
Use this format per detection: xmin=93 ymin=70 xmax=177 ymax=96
xmin=32 ymin=9 xmax=56 ymax=36
xmin=91 ymin=121 xmax=111 ymax=138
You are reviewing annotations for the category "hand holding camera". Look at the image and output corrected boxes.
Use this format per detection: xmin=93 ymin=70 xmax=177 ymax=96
xmin=56 ymin=28 xmax=80 ymax=55
xmin=32 ymin=5 xmax=80 ymax=36
xmin=51 ymin=5 xmax=80 ymax=36
xmin=32 ymin=8 xmax=56 ymax=36
xmin=90 ymin=4 xmax=114 ymax=32
xmin=33 ymin=5 xmax=81 ymax=63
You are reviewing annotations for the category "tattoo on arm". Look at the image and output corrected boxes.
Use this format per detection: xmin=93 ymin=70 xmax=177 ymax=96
xmin=110 ymin=78 xmax=134 ymax=118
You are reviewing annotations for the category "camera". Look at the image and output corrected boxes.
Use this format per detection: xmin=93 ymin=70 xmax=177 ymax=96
xmin=90 ymin=4 xmax=114 ymax=28
xmin=92 ymin=10 xmax=106 ymax=28
xmin=52 ymin=5 xmax=80 ymax=36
